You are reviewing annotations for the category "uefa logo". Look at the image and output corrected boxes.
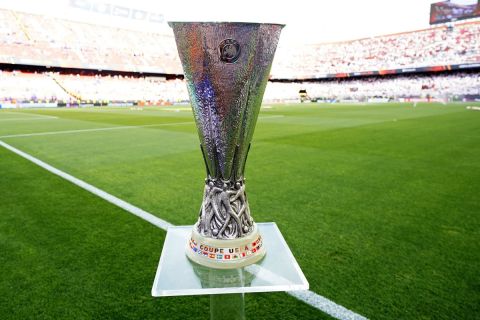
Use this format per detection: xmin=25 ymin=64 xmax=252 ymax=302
xmin=219 ymin=39 xmax=241 ymax=63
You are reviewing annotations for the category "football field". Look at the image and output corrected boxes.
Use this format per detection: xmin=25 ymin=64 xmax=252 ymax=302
xmin=0 ymin=102 xmax=479 ymax=319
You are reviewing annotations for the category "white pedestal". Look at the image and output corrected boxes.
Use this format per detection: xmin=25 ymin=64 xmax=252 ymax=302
xmin=151 ymin=223 xmax=309 ymax=319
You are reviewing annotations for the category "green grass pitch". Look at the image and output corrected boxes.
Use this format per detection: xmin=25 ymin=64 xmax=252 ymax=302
xmin=0 ymin=102 xmax=479 ymax=319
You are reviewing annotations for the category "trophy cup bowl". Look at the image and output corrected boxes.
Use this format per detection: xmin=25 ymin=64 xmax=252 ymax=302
xmin=169 ymin=22 xmax=284 ymax=269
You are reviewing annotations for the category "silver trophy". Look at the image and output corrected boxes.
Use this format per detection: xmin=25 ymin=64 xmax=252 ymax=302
xmin=169 ymin=22 xmax=283 ymax=269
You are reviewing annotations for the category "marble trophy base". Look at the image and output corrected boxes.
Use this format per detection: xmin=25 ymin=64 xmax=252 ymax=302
xmin=186 ymin=223 xmax=266 ymax=269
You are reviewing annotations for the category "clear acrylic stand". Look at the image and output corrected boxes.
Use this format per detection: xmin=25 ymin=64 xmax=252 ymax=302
xmin=152 ymin=223 xmax=309 ymax=319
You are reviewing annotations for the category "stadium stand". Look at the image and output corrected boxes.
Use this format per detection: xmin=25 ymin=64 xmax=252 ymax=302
xmin=2 ymin=70 xmax=477 ymax=106
xmin=0 ymin=8 xmax=479 ymax=106
xmin=0 ymin=71 xmax=71 ymax=104
xmin=272 ymin=21 xmax=480 ymax=78
xmin=264 ymin=72 xmax=480 ymax=102
xmin=1 ymin=8 xmax=479 ymax=78
xmin=0 ymin=9 xmax=181 ymax=74
xmin=0 ymin=71 xmax=189 ymax=105
xmin=55 ymin=73 xmax=188 ymax=104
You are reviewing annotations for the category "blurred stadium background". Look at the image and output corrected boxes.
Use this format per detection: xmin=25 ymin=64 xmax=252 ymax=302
xmin=0 ymin=0 xmax=479 ymax=319
xmin=0 ymin=0 xmax=479 ymax=106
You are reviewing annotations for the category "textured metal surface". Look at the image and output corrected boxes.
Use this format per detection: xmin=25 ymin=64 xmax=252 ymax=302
xmin=170 ymin=22 xmax=283 ymax=239
xmin=198 ymin=179 xmax=253 ymax=238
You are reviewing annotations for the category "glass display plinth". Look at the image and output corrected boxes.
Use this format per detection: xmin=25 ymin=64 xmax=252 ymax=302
xmin=152 ymin=222 xmax=309 ymax=297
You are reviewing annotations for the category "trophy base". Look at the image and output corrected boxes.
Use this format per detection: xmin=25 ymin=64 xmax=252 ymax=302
xmin=186 ymin=223 xmax=266 ymax=269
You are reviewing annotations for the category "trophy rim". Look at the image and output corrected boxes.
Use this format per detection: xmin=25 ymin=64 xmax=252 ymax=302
xmin=168 ymin=21 xmax=285 ymax=28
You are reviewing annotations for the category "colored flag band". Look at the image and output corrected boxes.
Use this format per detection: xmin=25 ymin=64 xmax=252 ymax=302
xmin=189 ymin=235 xmax=263 ymax=260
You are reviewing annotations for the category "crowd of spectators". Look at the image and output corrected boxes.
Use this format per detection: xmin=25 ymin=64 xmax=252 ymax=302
xmin=0 ymin=9 xmax=181 ymax=74
xmin=0 ymin=70 xmax=70 ymax=104
xmin=263 ymin=73 xmax=480 ymax=102
xmin=0 ymin=71 xmax=189 ymax=105
xmin=55 ymin=73 xmax=188 ymax=103
xmin=1 ymin=9 xmax=479 ymax=78
xmin=1 ymin=8 xmax=479 ymax=105
xmin=272 ymin=22 xmax=480 ymax=78
xmin=1 ymin=70 xmax=478 ymax=106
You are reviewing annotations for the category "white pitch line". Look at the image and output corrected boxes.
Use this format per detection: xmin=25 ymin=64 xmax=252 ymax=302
xmin=0 ymin=118 xmax=57 ymax=122
xmin=0 ymin=115 xmax=283 ymax=139
xmin=0 ymin=121 xmax=194 ymax=139
xmin=0 ymin=139 xmax=366 ymax=320
xmin=289 ymin=291 xmax=367 ymax=320
xmin=0 ymin=140 xmax=172 ymax=230
xmin=245 ymin=264 xmax=366 ymax=320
